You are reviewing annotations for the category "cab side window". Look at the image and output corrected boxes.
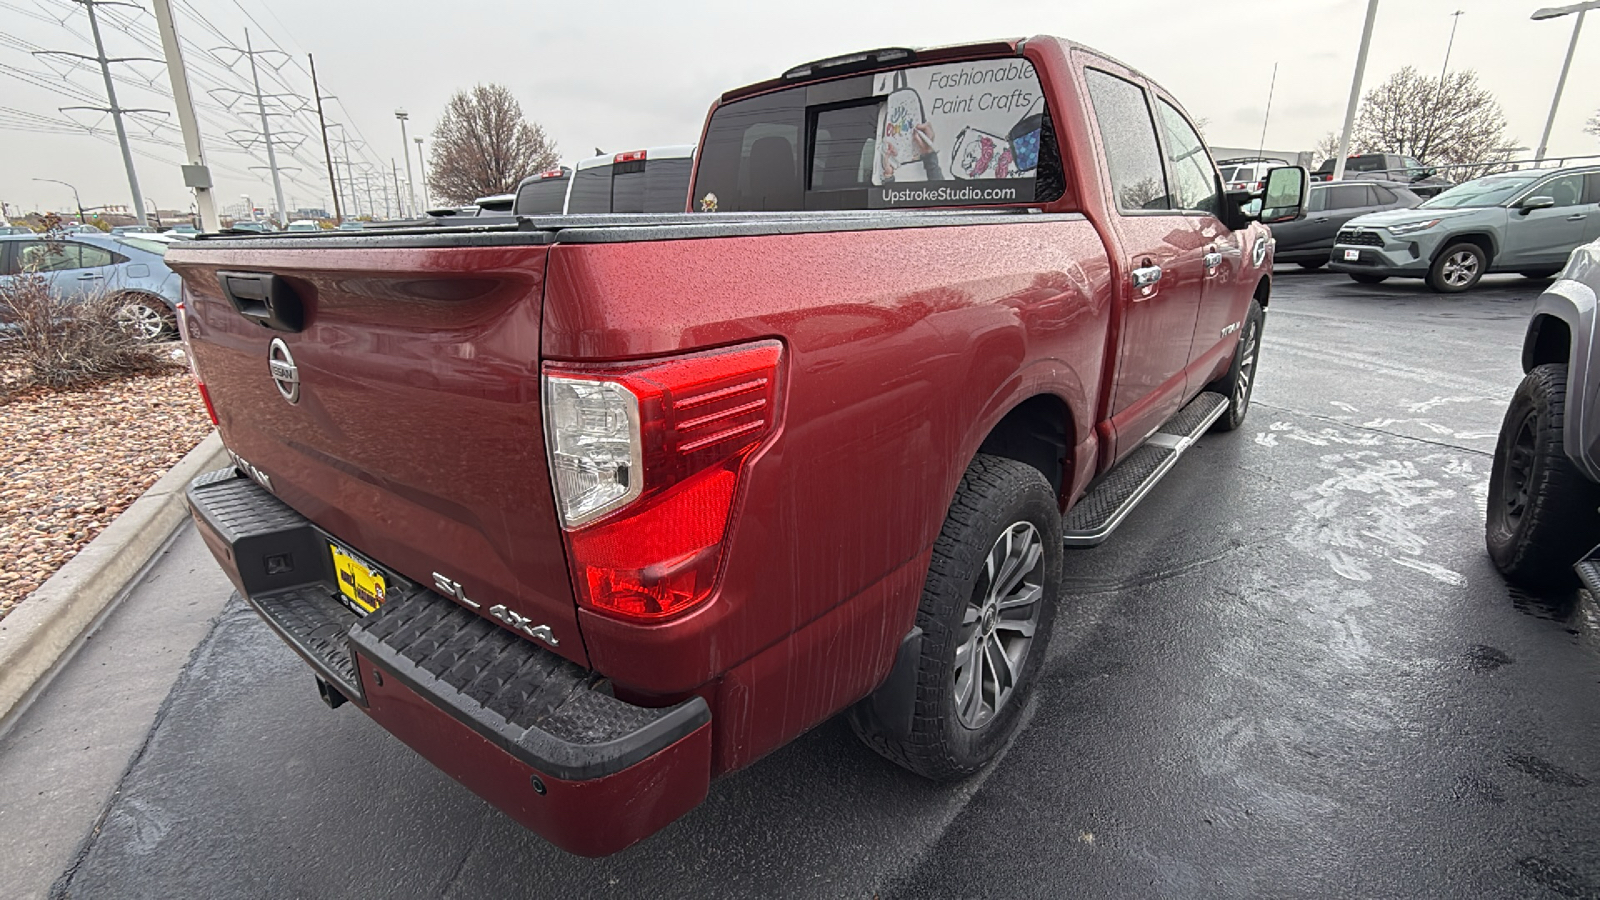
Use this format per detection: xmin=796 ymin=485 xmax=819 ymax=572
xmin=1154 ymin=99 xmax=1220 ymax=216
xmin=77 ymin=244 xmax=118 ymax=268
xmin=1084 ymin=68 xmax=1170 ymax=212
xmin=20 ymin=241 xmax=82 ymax=272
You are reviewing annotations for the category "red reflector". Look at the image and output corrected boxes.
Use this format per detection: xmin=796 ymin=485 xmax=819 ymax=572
xmin=614 ymin=150 xmax=647 ymax=163
xmin=196 ymin=381 xmax=219 ymax=426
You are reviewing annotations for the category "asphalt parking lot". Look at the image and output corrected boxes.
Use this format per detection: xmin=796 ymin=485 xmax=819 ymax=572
xmin=5 ymin=267 xmax=1598 ymax=899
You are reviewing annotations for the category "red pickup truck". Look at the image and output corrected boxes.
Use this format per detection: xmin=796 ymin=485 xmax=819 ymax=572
xmin=170 ymin=36 xmax=1304 ymax=856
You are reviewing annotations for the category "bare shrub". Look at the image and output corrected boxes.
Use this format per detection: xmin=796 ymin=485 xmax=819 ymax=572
xmin=0 ymin=225 xmax=182 ymax=394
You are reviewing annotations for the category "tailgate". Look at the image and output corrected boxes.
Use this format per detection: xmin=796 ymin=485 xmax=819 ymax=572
xmin=168 ymin=238 xmax=588 ymax=665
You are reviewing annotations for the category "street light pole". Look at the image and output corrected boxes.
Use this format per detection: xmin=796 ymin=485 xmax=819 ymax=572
xmin=33 ymin=178 xmax=86 ymax=224
xmin=1333 ymin=0 xmax=1380 ymax=183
xmin=395 ymin=109 xmax=417 ymax=218
xmin=414 ymin=136 xmax=429 ymax=211
xmin=1532 ymin=1 xmax=1599 ymax=161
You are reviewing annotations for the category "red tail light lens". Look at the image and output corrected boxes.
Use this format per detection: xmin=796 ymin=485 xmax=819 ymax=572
xmin=544 ymin=341 xmax=783 ymax=620
xmin=614 ymin=150 xmax=647 ymax=163
xmin=176 ymin=298 xmax=219 ymax=426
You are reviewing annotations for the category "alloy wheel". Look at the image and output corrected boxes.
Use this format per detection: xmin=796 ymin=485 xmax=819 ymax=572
xmin=1442 ymin=250 xmax=1480 ymax=288
xmin=952 ymin=521 xmax=1045 ymax=729
xmin=116 ymin=301 xmax=166 ymax=341
xmin=1235 ymin=318 xmax=1259 ymax=412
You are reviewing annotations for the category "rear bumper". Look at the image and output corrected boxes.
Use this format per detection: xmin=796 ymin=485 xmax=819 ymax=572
xmin=185 ymin=467 xmax=712 ymax=856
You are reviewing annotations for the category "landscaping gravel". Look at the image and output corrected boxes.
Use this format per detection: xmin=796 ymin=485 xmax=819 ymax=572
xmin=1 ymin=370 xmax=212 ymax=621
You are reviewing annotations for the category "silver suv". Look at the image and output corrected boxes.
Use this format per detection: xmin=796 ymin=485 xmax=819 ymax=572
xmin=1329 ymin=165 xmax=1600 ymax=293
xmin=1487 ymin=237 xmax=1600 ymax=592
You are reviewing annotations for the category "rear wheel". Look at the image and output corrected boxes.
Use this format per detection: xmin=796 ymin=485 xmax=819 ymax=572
xmin=1428 ymin=242 xmax=1486 ymax=293
xmin=1349 ymin=273 xmax=1388 ymax=285
xmin=849 ymin=454 xmax=1060 ymax=781
xmin=1296 ymin=260 xmax=1326 ymax=270
xmin=1486 ymin=364 xmax=1600 ymax=592
xmin=1208 ymin=299 xmax=1264 ymax=432
xmin=115 ymin=294 xmax=176 ymax=341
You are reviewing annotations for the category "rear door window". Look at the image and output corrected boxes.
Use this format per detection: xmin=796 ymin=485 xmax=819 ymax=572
xmin=1083 ymin=68 xmax=1169 ymax=212
xmin=1325 ymin=185 xmax=1371 ymax=209
xmin=693 ymin=56 xmax=1060 ymax=212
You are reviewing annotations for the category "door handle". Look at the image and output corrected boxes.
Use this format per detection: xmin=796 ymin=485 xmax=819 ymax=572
xmin=77 ymin=273 xmax=103 ymax=280
xmin=1204 ymin=252 xmax=1223 ymax=270
xmin=1567 ymin=214 xmax=1587 ymax=221
xmin=1131 ymin=265 xmax=1163 ymax=288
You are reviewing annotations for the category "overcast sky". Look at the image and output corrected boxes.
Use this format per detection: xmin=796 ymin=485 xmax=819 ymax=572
xmin=2 ymin=0 xmax=1596 ymax=218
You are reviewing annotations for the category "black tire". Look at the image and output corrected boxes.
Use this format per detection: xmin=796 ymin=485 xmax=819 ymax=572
xmin=1518 ymin=268 xmax=1562 ymax=280
xmin=1428 ymin=242 xmax=1486 ymax=293
xmin=1486 ymin=364 xmax=1600 ymax=592
xmin=1207 ymin=299 xmax=1265 ymax=432
xmin=1349 ymin=273 xmax=1388 ymax=285
xmin=1296 ymin=260 xmax=1326 ymax=270
xmin=115 ymin=293 xmax=176 ymax=341
xmin=849 ymin=454 xmax=1061 ymax=781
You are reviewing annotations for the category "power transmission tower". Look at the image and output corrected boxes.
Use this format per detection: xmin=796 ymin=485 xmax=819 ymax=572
xmin=36 ymin=0 xmax=163 ymax=226
xmin=211 ymin=30 xmax=306 ymax=227
xmin=307 ymin=53 xmax=340 ymax=220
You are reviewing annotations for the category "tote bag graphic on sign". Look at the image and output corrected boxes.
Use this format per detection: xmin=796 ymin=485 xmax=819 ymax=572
xmin=1007 ymin=95 xmax=1044 ymax=175
xmin=951 ymin=127 xmax=1013 ymax=180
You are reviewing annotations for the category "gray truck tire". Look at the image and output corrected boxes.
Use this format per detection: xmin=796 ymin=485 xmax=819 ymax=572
xmin=1486 ymin=364 xmax=1600 ymax=592
xmin=1208 ymin=299 xmax=1264 ymax=432
xmin=849 ymin=454 xmax=1060 ymax=781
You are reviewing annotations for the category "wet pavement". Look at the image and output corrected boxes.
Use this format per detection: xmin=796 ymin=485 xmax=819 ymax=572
xmin=20 ymin=270 xmax=1600 ymax=899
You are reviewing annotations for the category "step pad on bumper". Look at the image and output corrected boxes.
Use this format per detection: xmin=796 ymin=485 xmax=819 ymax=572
xmin=186 ymin=468 xmax=709 ymax=782
xmin=1063 ymin=391 xmax=1229 ymax=547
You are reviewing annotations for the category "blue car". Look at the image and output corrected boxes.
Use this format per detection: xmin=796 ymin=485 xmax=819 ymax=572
xmin=0 ymin=232 xmax=181 ymax=340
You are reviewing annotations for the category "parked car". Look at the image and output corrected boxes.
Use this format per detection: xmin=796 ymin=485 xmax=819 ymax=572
xmin=226 ymin=221 xmax=273 ymax=234
xmin=165 ymin=224 xmax=200 ymax=237
xmin=0 ymin=225 xmax=32 ymax=235
xmin=168 ymin=35 xmax=1306 ymax=856
xmin=1218 ymin=157 xmax=1292 ymax=194
xmin=1312 ymin=153 xmax=1453 ymax=196
xmin=111 ymin=225 xmax=156 ymax=235
xmin=0 ymin=232 xmax=181 ymax=339
xmin=1486 ymin=237 xmax=1600 ymax=592
xmin=554 ymin=145 xmax=695 ymax=214
xmin=336 ymin=220 xmax=363 ymax=231
xmin=1270 ymin=181 xmax=1420 ymax=268
xmin=285 ymin=220 xmax=321 ymax=233
xmin=472 ymin=193 xmax=516 ymax=215
xmin=1329 ymin=165 xmax=1600 ymax=292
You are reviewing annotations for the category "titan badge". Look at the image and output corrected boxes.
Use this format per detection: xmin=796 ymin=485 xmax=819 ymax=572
xmin=433 ymin=572 xmax=559 ymax=647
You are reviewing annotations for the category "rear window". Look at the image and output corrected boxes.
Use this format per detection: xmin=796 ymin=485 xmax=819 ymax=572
xmin=1347 ymin=156 xmax=1386 ymax=173
xmin=515 ymin=176 xmax=570 ymax=215
xmin=567 ymin=158 xmax=693 ymax=214
xmin=693 ymin=57 xmax=1063 ymax=212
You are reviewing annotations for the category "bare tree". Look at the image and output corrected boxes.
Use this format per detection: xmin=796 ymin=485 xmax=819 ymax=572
xmin=1311 ymin=130 xmax=1348 ymax=166
xmin=1353 ymin=67 xmax=1516 ymax=178
xmin=427 ymin=84 xmax=559 ymax=205
xmin=1587 ymin=109 xmax=1600 ymax=141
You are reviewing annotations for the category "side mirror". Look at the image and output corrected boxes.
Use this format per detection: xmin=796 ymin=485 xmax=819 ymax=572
xmin=1520 ymin=196 xmax=1555 ymax=214
xmin=1257 ymin=166 xmax=1308 ymax=225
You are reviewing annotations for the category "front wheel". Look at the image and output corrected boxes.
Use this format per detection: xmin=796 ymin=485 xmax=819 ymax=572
xmin=1208 ymin=299 xmax=1264 ymax=432
xmin=1485 ymin=364 xmax=1600 ymax=592
xmin=1349 ymin=273 xmax=1388 ymax=285
xmin=1429 ymin=242 xmax=1486 ymax=293
xmin=849 ymin=454 xmax=1061 ymax=781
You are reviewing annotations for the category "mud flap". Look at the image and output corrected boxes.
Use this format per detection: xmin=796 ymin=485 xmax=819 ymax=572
xmin=866 ymin=627 xmax=923 ymax=740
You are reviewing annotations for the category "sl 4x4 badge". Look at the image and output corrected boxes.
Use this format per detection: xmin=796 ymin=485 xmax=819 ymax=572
xmin=433 ymin=572 xmax=559 ymax=647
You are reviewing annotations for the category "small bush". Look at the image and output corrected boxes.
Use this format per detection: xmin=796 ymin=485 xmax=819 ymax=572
xmin=0 ymin=228 xmax=182 ymax=394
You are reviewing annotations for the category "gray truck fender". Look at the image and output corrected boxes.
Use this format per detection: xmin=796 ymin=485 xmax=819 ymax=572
xmin=1523 ymin=277 xmax=1600 ymax=481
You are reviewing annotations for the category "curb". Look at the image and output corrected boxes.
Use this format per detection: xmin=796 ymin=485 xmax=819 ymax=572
xmin=0 ymin=430 xmax=228 ymax=725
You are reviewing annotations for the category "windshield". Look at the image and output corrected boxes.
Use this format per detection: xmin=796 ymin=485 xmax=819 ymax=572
xmin=1419 ymin=172 xmax=1542 ymax=209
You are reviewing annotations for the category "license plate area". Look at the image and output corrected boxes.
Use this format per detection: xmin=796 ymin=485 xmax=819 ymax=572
xmin=327 ymin=537 xmax=392 ymax=616
xmin=1342 ymin=249 xmax=1361 ymax=261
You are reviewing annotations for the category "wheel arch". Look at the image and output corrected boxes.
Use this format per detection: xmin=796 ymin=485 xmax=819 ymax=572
xmin=1253 ymin=274 xmax=1271 ymax=309
xmin=975 ymin=392 xmax=1075 ymax=503
xmin=1523 ymin=313 xmax=1573 ymax=373
xmin=1432 ymin=231 xmax=1497 ymax=266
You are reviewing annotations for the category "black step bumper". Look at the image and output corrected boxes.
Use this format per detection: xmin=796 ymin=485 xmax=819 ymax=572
xmin=185 ymin=467 xmax=710 ymax=782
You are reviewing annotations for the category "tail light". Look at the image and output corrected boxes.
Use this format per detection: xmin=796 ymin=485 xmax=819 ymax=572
xmin=175 ymin=296 xmax=219 ymax=426
xmin=543 ymin=341 xmax=783 ymax=621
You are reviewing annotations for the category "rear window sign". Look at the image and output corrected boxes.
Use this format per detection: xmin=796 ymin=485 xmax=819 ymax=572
xmin=869 ymin=58 xmax=1042 ymax=207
